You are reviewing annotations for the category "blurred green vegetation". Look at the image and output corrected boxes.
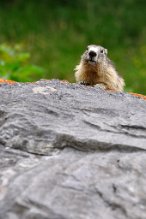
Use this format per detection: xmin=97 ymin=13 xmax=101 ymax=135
xmin=0 ymin=0 xmax=146 ymax=94
xmin=0 ymin=44 xmax=45 ymax=82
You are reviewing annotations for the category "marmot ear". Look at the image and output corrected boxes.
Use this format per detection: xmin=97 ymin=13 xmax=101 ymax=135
xmin=105 ymin=49 xmax=108 ymax=54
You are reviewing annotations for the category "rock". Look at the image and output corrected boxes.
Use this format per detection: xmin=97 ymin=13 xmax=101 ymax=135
xmin=0 ymin=79 xmax=146 ymax=219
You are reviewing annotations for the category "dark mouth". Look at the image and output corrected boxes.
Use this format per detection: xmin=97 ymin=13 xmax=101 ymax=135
xmin=83 ymin=56 xmax=97 ymax=64
xmin=87 ymin=58 xmax=96 ymax=63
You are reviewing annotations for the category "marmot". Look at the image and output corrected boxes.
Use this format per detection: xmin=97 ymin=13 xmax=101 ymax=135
xmin=75 ymin=45 xmax=125 ymax=92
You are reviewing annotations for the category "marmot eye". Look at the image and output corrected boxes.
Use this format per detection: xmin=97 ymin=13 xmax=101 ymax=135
xmin=100 ymin=50 xmax=104 ymax=53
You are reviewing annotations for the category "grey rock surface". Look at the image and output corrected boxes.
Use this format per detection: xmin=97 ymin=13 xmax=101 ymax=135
xmin=0 ymin=79 xmax=146 ymax=219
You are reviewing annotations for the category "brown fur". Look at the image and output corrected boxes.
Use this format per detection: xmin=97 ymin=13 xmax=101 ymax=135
xmin=75 ymin=46 xmax=125 ymax=92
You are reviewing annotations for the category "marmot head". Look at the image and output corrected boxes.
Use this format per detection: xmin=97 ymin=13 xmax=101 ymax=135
xmin=81 ymin=45 xmax=108 ymax=65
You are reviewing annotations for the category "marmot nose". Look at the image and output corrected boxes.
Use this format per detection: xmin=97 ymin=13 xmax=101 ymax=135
xmin=89 ymin=51 xmax=96 ymax=57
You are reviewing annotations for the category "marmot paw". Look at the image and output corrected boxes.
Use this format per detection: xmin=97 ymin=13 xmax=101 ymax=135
xmin=94 ymin=83 xmax=106 ymax=90
xmin=79 ymin=81 xmax=90 ymax=86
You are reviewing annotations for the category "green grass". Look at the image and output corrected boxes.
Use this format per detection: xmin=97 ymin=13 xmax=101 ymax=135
xmin=0 ymin=0 xmax=146 ymax=94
